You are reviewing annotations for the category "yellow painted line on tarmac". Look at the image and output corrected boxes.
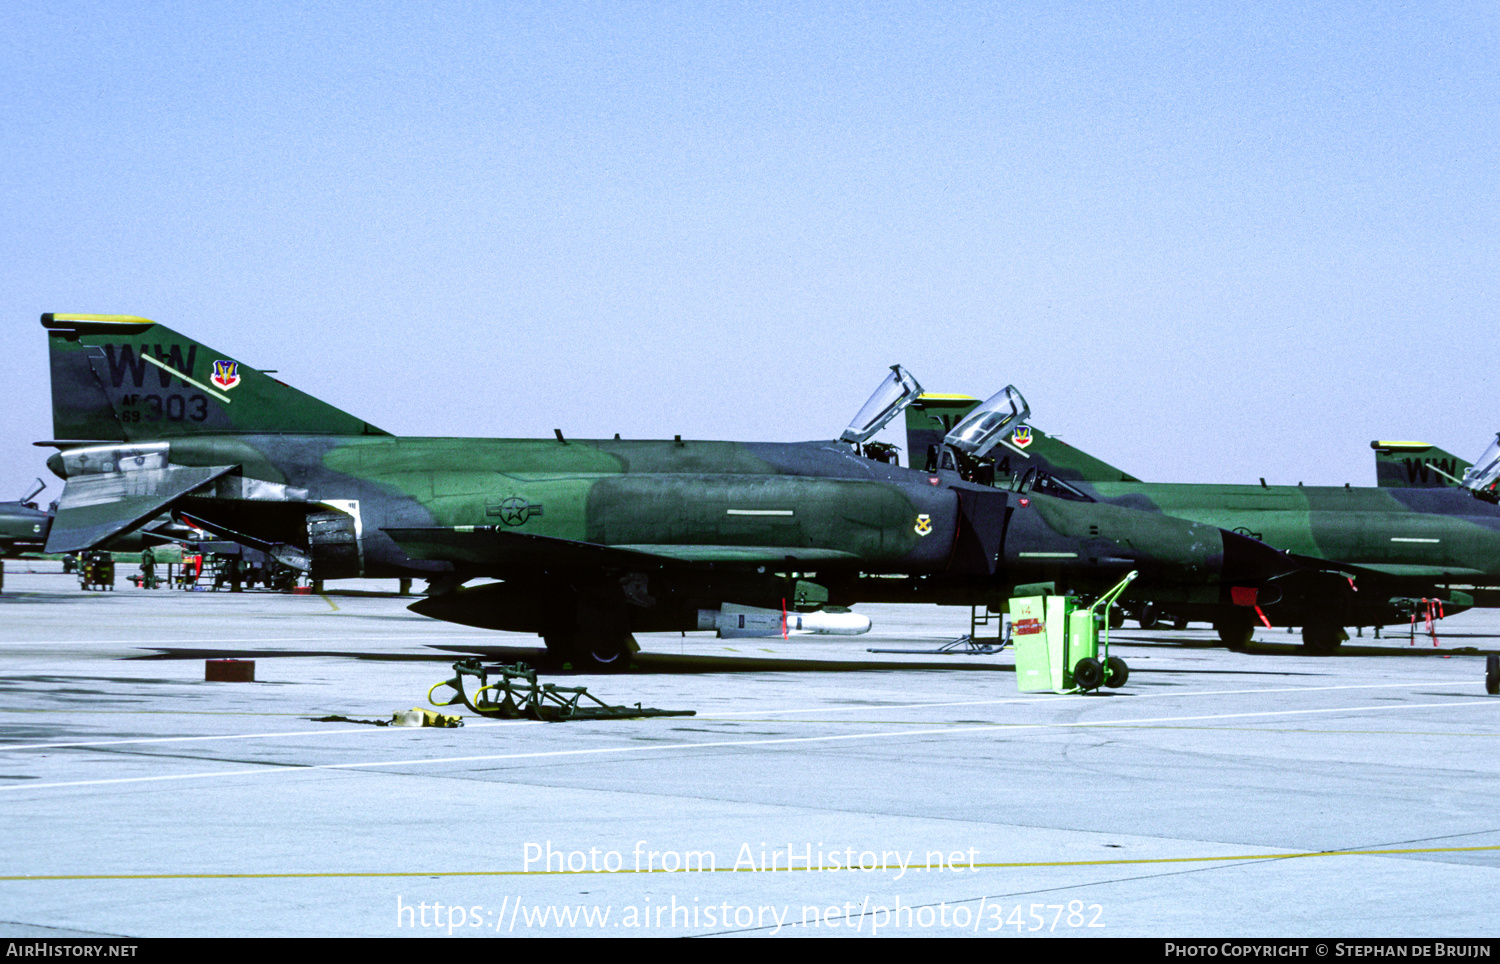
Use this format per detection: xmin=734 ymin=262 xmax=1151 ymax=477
xmin=4 ymin=843 xmax=1499 ymax=883
xmin=320 ymin=594 xmax=340 ymax=612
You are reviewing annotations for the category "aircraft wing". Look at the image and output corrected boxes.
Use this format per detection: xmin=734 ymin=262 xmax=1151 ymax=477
xmin=1332 ymin=562 xmax=1489 ymax=580
xmin=44 ymin=464 xmax=239 ymax=553
xmin=1283 ymin=553 xmax=1488 ymax=582
xmin=382 ymin=526 xmax=859 ymax=569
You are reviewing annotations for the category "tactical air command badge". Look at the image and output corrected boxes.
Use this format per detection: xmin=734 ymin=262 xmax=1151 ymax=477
xmin=211 ymin=360 xmax=241 ymax=391
xmin=1010 ymin=426 xmax=1033 ymax=449
xmin=914 ymin=514 xmax=932 ymax=536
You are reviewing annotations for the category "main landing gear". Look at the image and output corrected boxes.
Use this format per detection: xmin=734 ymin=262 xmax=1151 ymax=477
xmin=1215 ymin=612 xmax=1256 ymax=652
xmin=541 ymin=582 xmax=640 ymax=673
xmin=1301 ymin=619 xmax=1347 ymax=655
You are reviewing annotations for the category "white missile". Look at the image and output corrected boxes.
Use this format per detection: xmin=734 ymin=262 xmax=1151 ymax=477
xmin=697 ymin=602 xmax=872 ymax=639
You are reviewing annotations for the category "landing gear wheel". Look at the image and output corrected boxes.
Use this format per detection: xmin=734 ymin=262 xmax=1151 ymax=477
xmin=1302 ymin=621 xmax=1347 ymax=655
xmin=546 ymin=630 xmax=635 ymax=673
xmin=574 ymin=632 xmax=635 ymax=673
xmin=1108 ymin=605 xmax=1125 ymax=630
xmin=1073 ymin=657 xmax=1103 ymax=691
xmin=1486 ymin=655 xmax=1499 ymax=696
xmin=1104 ymin=656 xmax=1129 ymax=688
xmin=1216 ymin=617 xmax=1255 ymax=651
xmin=1137 ymin=603 xmax=1159 ymax=630
xmin=1172 ymin=618 xmax=1189 ymax=631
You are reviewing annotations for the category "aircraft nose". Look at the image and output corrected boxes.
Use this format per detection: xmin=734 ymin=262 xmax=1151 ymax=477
xmin=1219 ymin=528 xmax=1299 ymax=585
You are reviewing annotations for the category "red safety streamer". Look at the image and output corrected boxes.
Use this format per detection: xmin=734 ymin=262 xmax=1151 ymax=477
xmin=1230 ymin=586 xmax=1273 ymax=630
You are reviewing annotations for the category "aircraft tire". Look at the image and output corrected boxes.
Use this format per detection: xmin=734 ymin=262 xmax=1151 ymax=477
xmin=1172 ymin=618 xmax=1189 ymax=631
xmin=1137 ymin=603 xmax=1159 ymax=630
xmin=541 ymin=582 xmax=636 ymax=672
xmin=1108 ymin=605 xmax=1125 ymax=630
xmin=1104 ymin=656 xmax=1129 ymax=688
xmin=572 ymin=632 xmax=634 ymax=674
xmin=1073 ymin=657 xmax=1103 ymax=691
xmin=1215 ymin=616 xmax=1254 ymax=651
xmin=1302 ymin=621 xmax=1347 ymax=655
xmin=1486 ymin=655 xmax=1499 ymax=696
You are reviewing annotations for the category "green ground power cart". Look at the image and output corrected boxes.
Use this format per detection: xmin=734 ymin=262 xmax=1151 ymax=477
xmin=1012 ymin=571 xmax=1136 ymax=693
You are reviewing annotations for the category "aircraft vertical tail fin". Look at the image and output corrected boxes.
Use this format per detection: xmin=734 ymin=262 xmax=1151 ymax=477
xmin=1370 ymin=441 xmax=1470 ymax=488
xmin=904 ymin=393 xmax=1139 ymax=482
xmin=904 ymin=394 xmax=981 ymax=471
xmin=981 ymin=422 xmax=1140 ymax=484
xmin=42 ymin=314 xmax=388 ymax=442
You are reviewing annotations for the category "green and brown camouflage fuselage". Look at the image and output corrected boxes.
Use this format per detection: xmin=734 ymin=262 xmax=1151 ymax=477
xmin=38 ymin=315 xmax=1298 ymax=666
xmin=906 ymin=395 xmax=1500 ymax=646
xmin=0 ymin=501 xmax=49 ymax=557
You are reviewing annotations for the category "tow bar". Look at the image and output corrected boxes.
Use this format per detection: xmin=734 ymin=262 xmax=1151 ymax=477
xmin=429 ymin=659 xmax=695 ymax=722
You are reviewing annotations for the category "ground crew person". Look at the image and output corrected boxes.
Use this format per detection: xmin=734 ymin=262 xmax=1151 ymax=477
xmin=140 ymin=546 xmax=157 ymax=589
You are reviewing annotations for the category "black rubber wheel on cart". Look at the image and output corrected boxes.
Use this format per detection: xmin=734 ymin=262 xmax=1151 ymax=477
xmin=1073 ymin=657 xmax=1103 ymax=690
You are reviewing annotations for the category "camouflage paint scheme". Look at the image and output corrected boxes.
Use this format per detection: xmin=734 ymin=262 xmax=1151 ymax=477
xmin=39 ymin=315 xmax=1297 ymax=668
xmin=906 ymin=396 xmax=1500 ymax=650
xmin=1370 ymin=441 xmax=1470 ymax=489
xmin=0 ymin=501 xmax=49 ymax=556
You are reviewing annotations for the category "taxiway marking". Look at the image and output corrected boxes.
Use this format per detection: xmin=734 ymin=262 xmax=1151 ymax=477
xmin=3 ymin=842 xmax=1499 ymax=883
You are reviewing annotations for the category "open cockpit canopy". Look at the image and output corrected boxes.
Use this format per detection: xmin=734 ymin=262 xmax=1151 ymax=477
xmin=943 ymin=385 xmax=1030 ymax=458
xmin=840 ymin=365 xmax=924 ymax=445
xmin=1461 ymin=432 xmax=1500 ymax=500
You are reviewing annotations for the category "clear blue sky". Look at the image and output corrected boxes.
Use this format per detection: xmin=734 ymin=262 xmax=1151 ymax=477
xmin=2 ymin=2 xmax=1496 ymax=502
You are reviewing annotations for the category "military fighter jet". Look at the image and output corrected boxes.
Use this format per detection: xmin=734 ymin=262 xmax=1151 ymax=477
xmin=0 ymin=476 xmax=207 ymax=562
xmin=0 ymin=479 xmax=51 ymax=557
xmin=903 ymin=395 xmax=1500 ymax=652
xmin=38 ymin=314 xmax=1299 ymax=669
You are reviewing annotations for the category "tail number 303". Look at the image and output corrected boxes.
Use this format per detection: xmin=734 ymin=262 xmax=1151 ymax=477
xmin=121 ymin=393 xmax=210 ymax=423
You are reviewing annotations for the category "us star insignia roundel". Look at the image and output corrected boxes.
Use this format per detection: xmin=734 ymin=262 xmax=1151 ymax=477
xmin=914 ymin=514 xmax=932 ymax=536
xmin=498 ymin=497 xmax=532 ymax=526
